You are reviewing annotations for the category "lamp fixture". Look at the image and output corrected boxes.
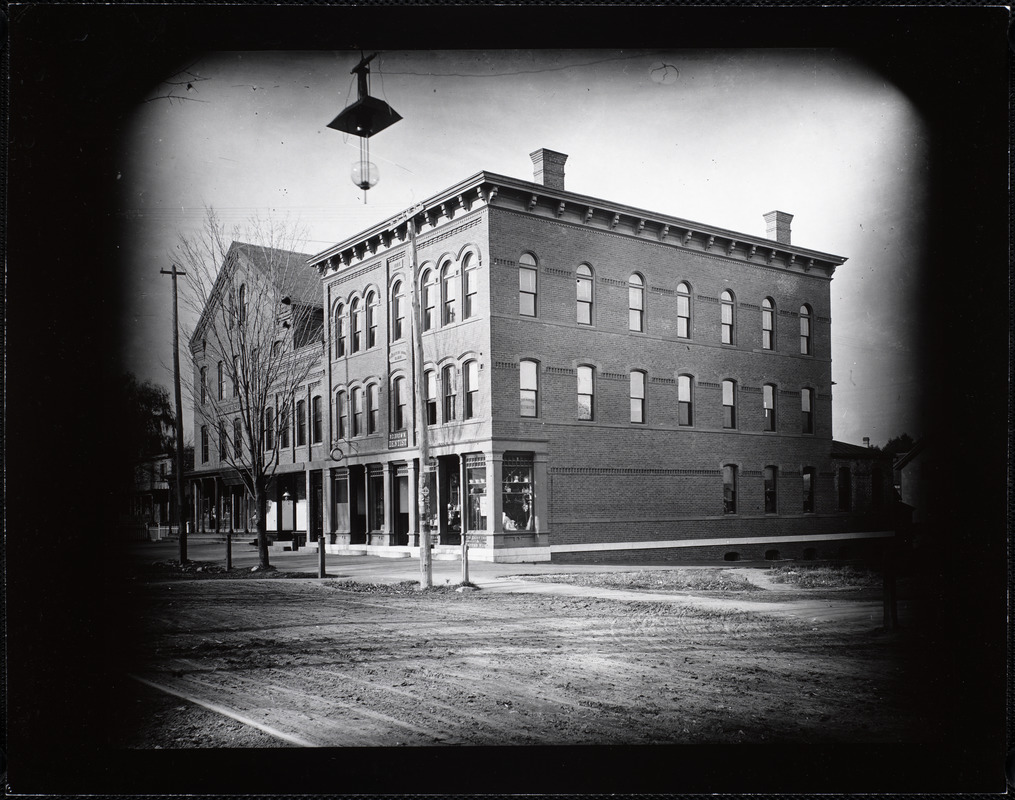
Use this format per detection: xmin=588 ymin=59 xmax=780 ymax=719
xmin=327 ymin=53 xmax=402 ymax=203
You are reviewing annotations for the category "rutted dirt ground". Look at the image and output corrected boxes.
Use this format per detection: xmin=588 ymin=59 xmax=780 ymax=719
xmin=109 ymin=568 xmax=932 ymax=748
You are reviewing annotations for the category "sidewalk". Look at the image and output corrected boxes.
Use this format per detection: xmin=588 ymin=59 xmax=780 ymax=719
xmin=128 ymin=541 xmax=896 ymax=627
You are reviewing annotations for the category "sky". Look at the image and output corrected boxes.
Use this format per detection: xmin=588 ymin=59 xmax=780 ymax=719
xmin=116 ymin=48 xmax=929 ymax=447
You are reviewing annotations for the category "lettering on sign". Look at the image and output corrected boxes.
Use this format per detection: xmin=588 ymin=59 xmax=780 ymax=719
xmin=390 ymin=349 xmax=408 ymax=364
xmin=388 ymin=431 xmax=408 ymax=450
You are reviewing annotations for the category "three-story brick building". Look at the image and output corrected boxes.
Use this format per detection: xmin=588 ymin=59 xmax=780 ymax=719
xmin=309 ymin=149 xmax=894 ymax=563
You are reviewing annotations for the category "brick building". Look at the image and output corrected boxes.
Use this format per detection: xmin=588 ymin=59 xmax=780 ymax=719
xmin=306 ymin=149 xmax=895 ymax=563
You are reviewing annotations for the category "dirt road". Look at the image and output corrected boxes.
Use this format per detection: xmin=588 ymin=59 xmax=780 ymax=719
xmin=113 ymin=570 xmax=929 ymax=749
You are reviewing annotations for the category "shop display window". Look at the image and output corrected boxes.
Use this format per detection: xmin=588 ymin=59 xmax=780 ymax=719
xmin=466 ymin=456 xmax=487 ymax=531
xmin=502 ymin=455 xmax=534 ymax=531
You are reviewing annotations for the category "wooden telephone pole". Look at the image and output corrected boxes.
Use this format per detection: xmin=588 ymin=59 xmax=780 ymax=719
xmin=403 ymin=205 xmax=432 ymax=588
xmin=160 ymin=264 xmax=189 ymax=564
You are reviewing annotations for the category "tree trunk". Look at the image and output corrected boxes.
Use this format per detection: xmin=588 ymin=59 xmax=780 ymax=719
xmin=255 ymin=480 xmax=270 ymax=570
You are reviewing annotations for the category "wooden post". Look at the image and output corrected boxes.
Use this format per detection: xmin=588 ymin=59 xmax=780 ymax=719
xmin=160 ymin=263 xmax=188 ymax=564
xmin=318 ymin=533 xmax=326 ymax=578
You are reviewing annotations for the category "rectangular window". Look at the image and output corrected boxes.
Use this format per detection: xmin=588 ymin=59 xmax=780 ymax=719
xmin=233 ymin=357 xmax=239 ymax=397
xmin=722 ymin=465 xmax=737 ymax=514
xmin=838 ymin=467 xmax=852 ymax=511
xmin=519 ymin=266 xmax=537 ymax=317
xmin=219 ymin=421 xmax=228 ymax=461
xmin=367 ymin=386 xmax=378 ymax=434
xmin=201 ymin=426 xmax=209 ymax=463
xmin=279 ymin=403 xmax=290 ymax=449
xmin=264 ymin=408 xmax=274 ymax=451
xmin=423 ymin=277 xmax=437 ymax=331
xmin=466 ymin=455 xmax=487 ymax=531
xmin=577 ymin=366 xmax=594 ymax=421
xmin=217 ymin=362 xmax=224 ymax=400
xmin=763 ymin=466 xmax=777 ymax=513
xmin=801 ymin=389 xmax=814 ymax=434
xmin=502 ymin=454 xmax=534 ymax=531
xmin=520 ymin=360 xmax=538 ymax=417
xmin=392 ymin=379 xmax=406 ymax=431
xmin=425 ymin=372 xmax=438 ymax=426
xmin=722 ymin=380 xmax=736 ymax=429
xmin=392 ymin=292 xmax=404 ymax=341
xmin=296 ymin=399 xmax=307 ymax=446
xmin=630 ymin=371 xmax=645 ymax=424
xmin=442 ymin=367 xmax=457 ymax=422
xmin=233 ymin=417 xmax=243 ymax=459
xmin=763 ymin=384 xmax=776 ymax=431
xmin=464 ymin=361 xmax=479 ymax=420
xmin=200 ymin=367 xmax=207 ymax=405
xmin=352 ymin=389 xmax=363 ymax=436
xmin=335 ymin=394 xmax=346 ymax=440
xmin=464 ymin=266 xmax=478 ymax=319
xmin=678 ymin=375 xmax=693 ymax=426
xmin=312 ymin=395 xmax=323 ymax=443
xmin=676 ymin=292 xmax=690 ymax=338
xmin=802 ymin=467 xmax=815 ymax=513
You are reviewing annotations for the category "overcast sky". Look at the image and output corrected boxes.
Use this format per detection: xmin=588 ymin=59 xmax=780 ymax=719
xmin=116 ymin=49 xmax=928 ymax=447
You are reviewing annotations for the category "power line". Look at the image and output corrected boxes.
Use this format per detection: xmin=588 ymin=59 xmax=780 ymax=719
xmin=377 ymin=50 xmax=668 ymax=79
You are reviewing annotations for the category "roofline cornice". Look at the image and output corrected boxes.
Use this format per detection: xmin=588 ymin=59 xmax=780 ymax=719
xmin=309 ymin=171 xmax=848 ymax=276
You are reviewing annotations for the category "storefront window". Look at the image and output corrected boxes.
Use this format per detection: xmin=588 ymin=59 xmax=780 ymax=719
xmin=502 ymin=454 xmax=534 ymax=531
xmin=466 ymin=455 xmax=487 ymax=531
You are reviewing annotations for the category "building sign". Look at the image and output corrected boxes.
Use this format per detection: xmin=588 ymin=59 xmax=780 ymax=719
xmin=388 ymin=431 xmax=408 ymax=450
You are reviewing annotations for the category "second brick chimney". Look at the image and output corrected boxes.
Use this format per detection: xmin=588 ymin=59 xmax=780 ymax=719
xmin=763 ymin=210 xmax=794 ymax=245
xmin=530 ymin=148 xmax=568 ymax=191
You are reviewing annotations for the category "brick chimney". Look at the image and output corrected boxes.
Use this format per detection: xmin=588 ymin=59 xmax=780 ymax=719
xmin=863 ymin=437 xmax=871 ymax=448
xmin=530 ymin=148 xmax=568 ymax=191
xmin=763 ymin=210 xmax=793 ymax=245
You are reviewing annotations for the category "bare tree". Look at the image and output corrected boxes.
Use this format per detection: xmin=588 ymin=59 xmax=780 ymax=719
xmin=177 ymin=209 xmax=323 ymax=569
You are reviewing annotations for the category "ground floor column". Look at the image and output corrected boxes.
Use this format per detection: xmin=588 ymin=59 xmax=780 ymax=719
xmin=407 ymin=459 xmax=419 ymax=547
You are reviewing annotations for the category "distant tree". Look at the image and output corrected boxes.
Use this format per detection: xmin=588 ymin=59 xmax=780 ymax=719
xmin=176 ymin=208 xmax=321 ymax=570
xmin=882 ymin=433 xmax=916 ymax=456
xmin=110 ymin=373 xmax=176 ymax=505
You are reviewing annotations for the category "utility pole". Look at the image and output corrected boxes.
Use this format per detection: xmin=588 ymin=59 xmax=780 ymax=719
xmin=161 ymin=264 xmax=189 ymax=564
xmin=404 ymin=205 xmax=432 ymax=588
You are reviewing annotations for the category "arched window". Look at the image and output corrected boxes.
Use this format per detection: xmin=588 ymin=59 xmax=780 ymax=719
xmin=463 ymin=254 xmax=478 ymax=319
xmin=762 ymin=297 xmax=775 ymax=350
xmin=441 ymin=262 xmax=457 ymax=325
xmin=722 ymin=379 xmax=737 ymax=429
xmin=442 ymin=365 xmax=457 ymax=421
xmin=334 ymin=303 xmax=346 ymax=358
xmin=763 ymin=466 xmax=778 ymax=513
xmin=577 ymin=365 xmax=594 ymax=420
xmin=425 ymin=371 xmax=438 ymax=425
xmin=200 ymin=426 xmax=209 ymax=463
xmin=763 ymin=384 xmax=777 ymax=431
xmin=720 ymin=290 xmax=735 ymax=344
xmin=391 ymin=376 xmax=407 ymax=431
xmin=312 ymin=395 xmax=323 ymax=443
xmin=630 ymin=370 xmax=646 ymax=423
xmin=422 ymin=270 xmax=438 ymax=331
xmin=464 ymin=360 xmax=479 ymax=419
xmin=232 ymin=356 xmax=239 ymax=397
xmin=351 ymin=387 xmax=363 ymax=436
xmin=350 ymin=298 xmax=362 ymax=352
xmin=802 ymin=467 xmax=816 ymax=513
xmin=676 ymin=282 xmax=691 ymax=338
xmin=200 ymin=366 xmax=208 ymax=404
xmin=296 ymin=399 xmax=306 ymax=445
xmin=629 ymin=274 xmax=645 ymax=332
xmin=519 ymin=360 xmax=538 ymax=417
xmin=722 ymin=465 xmax=738 ymax=514
xmin=576 ymin=264 xmax=594 ymax=325
xmin=390 ymin=282 xmax=405 ymax=341
xmin=216 ymin=362 xmax=224 ymax=400
xmin=366 ymin=386 xmax=378 ymax=434
xmin=801 ymin=388 xmax=814 ymax=434
xmin=800 ymin=304 xmax=812 ymax=355
xmin=334 ymin=393 xmax=345 ymax=440
xmin=678 ymin=374 xmax=693 ymax=426
xmin=365 ymin=291 xmax=378 ymax=349
xmin=519 ymin=254 xmax=537 ymax=317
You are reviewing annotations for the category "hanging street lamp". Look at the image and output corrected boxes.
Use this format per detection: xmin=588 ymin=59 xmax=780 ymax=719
xmin=326 ymin=53 xmax=402 ymax=202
